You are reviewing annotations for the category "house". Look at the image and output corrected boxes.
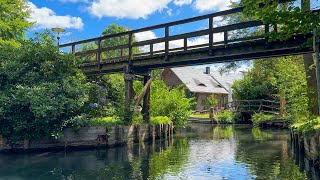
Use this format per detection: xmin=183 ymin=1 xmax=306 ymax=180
xmin=161 ymin=66 xmax=244 ymax=111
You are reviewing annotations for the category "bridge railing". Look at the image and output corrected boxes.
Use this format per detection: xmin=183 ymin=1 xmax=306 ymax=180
xmin=227 ymin=99 xmax=280 ymax=114
xmin=59 ymin=6 xmax=275 ymax=66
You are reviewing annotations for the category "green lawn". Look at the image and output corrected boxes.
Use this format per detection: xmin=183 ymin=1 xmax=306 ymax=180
xmin=189 ymin=113 xmax=210 ymax=119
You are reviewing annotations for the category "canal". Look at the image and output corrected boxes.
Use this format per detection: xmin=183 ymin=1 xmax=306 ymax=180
xmin=0 ymin=124 xmax=319 ymax=179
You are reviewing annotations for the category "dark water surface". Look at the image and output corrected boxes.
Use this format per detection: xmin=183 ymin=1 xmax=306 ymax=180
xmin=0 ymin=124 xmax=319 ymax=180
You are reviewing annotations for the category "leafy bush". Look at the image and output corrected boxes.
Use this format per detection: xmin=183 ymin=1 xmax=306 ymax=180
xmin=150 ymin=116 xmax=172 ymax=125
xmin=0 ymin=32 xmax=91 ymax=143
xmin=151 ymin=79 xmax=194 ymax=127
xmin=90 ymin=117 xmax=120 ymax=127
xmin=251 ymin=113 xmax=276 ymax=127
xmin=214 ymin=111 xmax=237 ymax=124
xmin=292 ymin=117 xmax=320 ymax=136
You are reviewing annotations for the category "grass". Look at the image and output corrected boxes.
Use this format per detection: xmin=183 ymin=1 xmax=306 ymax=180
xmin=189 ymin=113 xmax=210 ymax=119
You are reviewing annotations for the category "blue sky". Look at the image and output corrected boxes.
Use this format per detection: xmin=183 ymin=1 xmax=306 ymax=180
xmin=27 ymin=0 xmax=267 ymax=71
xmin=27 ymin=0 xmax=235 ymax=44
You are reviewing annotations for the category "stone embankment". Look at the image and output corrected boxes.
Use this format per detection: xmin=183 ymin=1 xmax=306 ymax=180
xmin=0 ymin=124 xmax=173 ymax=152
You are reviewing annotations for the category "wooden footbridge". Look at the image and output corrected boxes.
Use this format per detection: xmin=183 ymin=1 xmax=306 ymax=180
xmin=59 ymin=1 xmax=319 ymax=122
xmin=229 ymin=99 xmax=282 ymax=114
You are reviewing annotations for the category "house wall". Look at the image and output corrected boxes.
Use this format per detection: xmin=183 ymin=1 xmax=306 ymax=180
xmin=196 ymin=93 xmax=228 ymax=111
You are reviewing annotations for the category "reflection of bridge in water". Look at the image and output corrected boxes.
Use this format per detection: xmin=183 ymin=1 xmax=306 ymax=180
xmin=60 ymin=2 xmax=319 ymax=122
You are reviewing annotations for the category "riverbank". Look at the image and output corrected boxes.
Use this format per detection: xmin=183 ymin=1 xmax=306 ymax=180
xmin=291 ymin=130 xmax=320 ymax=168
xmin=0 ymin=123 xmax=173 ymax=153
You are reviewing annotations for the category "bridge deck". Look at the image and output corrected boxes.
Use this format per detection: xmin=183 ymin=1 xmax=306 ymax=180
xmin=59 ymin=5 xmax=319 ymax=75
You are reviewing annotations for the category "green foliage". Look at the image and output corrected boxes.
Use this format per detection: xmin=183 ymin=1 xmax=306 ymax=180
xmin=233 ymin=56 xmax=310 ymax=120
xmin=0 ymin=0 xmax=32 ymax=47
xmin=214 ymin=111 xmax=240 ymax=124
xmin=90 ymin=116 xmax=120 ymax=127
xmin=151 ymin=79 xmax=194 ymax=127
xmin=0 ymin=32 xmax=91 ymax=143
xmin=101 ymin=24 xmax=140 ymax=59
xmin=252 ymin=113 xmax=276 ymax=127
xmin=206 ymin=95 xmax=218 ymax=107
xmin=241 ymin=0 xmax=320 ymax=42
xmin=150 ymin=116 xmax=172 ymax=125
xmin=292 ymin=117 xmax=320 ymax=136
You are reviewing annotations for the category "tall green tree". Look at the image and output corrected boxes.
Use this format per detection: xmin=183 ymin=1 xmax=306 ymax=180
xmin=0 ymin=0 xmax=32 ymax=47
xmin=233 ymin=56 xmax=309 ymax=119
xmin=240 ymin=0 xmax=320 ymax=115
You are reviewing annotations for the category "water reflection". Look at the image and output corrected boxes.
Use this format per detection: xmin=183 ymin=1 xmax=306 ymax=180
xmin=0 ymin=124 xmax=318 ymax=180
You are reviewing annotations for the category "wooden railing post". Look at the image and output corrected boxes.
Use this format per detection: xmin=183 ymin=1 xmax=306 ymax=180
xmin=165 ymin=25 xmax=169 ymax=61
xmin=224 ymin=31 xmax=228 ymax=46
xmin=184 ymin=38 xmax=188 ymax=51
xmin=128 ymin=32 xmax=133 ymax=65
xmin=209 ymin=16 xmax=213 ymax=55
xmin=150 ymin=44 xmax=154 ymax=56
xmin=96 ymin=39 xmax=102 ymax=66
xmin=71 ymin=44 xmax=76 ymax=54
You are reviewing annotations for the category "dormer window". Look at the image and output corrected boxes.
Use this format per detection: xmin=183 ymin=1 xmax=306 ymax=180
xmin=198 ymin=83 xmax=206 ymax=87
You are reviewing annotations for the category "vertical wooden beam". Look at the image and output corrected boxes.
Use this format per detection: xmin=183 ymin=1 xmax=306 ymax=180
xmin=142 ymin=73 xmax=151 ymax=123
xmin=165 ymin=25 xmax=169 ymax=61
xmin=71 ymin=44 xmax=76 ymax=54
xmin=150 ymin=44 xmax=153 ymax=56
xmin=124 ymin=66 xmax=134 ymax=113
xmin=96 ymin=39 xmax=102 ymax=65
xmin=128 ymin=32 xmax=133 ymax=65
xmin=209 ymin=16 xmax=213 ymax=55
xmin=121 ymin=48 xmax=124 ymax=61
xmin=224 ymin=31 xmax=228 ymax=45
xmin=184 ymin=38 xmax=188 ymax=51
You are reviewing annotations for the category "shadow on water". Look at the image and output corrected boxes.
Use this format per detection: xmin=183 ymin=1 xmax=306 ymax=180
xmin=0 ymin=124 xmax=319 ymax=179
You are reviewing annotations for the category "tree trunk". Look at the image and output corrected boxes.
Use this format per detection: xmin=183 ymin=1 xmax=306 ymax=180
xmin=302 ymin=0 xmax=319 ymax=116
xmin=303 ymin=54 xmax=319 ymax=116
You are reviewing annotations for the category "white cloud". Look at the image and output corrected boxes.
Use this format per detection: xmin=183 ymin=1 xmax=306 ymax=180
xmin=60 ymin=0 xmax=88 ymax=3
xmin=28 ymin=2 xmax=84 ymax=30
xmin=173 ymin=0 xmax=192 ymax=6
xmin=135 ymin=31 xmax=224 ymax=52
xmin=193 ymin=0 xmax=232 ymax=12
xmin=88 ymin=0 xmax=171 ymax=19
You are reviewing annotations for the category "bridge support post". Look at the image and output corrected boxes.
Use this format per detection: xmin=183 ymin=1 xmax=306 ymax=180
xmin=124 ymin=69 xmax=135 ymax=116
xmin=142 ymin=73 xmax=151 ymax=123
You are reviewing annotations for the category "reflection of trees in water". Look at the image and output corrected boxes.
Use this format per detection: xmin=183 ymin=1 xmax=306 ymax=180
xmin=234 ymin=127 xmax=308 ymax=179
xmin=148 ymin=137 xmax=190 ymax=180
xmin=212 ymin=125 xmax=234 ymax=140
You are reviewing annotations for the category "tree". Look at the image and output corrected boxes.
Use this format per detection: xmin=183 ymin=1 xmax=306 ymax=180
xmin=233 ymin=56 xmax=309 ymax=120
xmin=240 ymin=0 xmax=320 ymax=115
xmin=0 ymin=0 xmax=32 ymax=47
xmin=0 ymin=32 xmax=91 ymax=142
xmin=150 ymin=79 xmax=194 ymax=127
xmin=101 ymin=24 xmax=140 ymax=59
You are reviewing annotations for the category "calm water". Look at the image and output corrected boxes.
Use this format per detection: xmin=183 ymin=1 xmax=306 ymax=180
xmin=0 ymin=124 xmax=319 ymax=180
